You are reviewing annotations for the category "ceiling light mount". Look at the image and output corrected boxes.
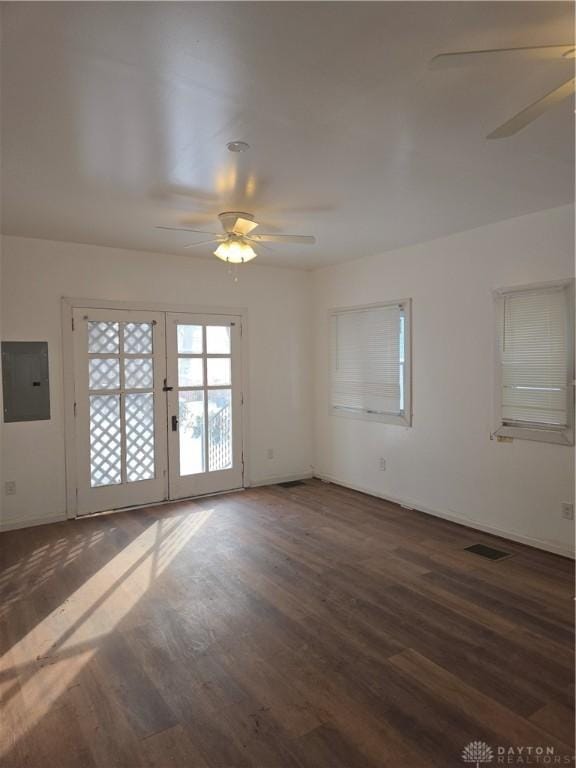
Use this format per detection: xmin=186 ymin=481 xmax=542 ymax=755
xmin=226 ymin=140 xmax=250 ymax=153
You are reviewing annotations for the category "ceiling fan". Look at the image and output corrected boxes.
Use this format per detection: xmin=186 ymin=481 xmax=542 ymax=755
xmin=156 ymin=211 xmax=316 ymax=264
xmin=430 ymin=43 xmax=575 ymax=138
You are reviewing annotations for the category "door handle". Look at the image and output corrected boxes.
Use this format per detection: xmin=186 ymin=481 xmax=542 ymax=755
xmin=163 ymin=378 xmax=174 ymax=392
xmin=171 ymin=415 xmax=179 ymax=432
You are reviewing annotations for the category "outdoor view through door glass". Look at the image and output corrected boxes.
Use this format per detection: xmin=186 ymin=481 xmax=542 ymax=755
xmin=177 ymin=324 xmax=233 ymax=475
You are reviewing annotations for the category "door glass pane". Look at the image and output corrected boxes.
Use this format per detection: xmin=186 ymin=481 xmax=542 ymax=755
xmin=177 ymin=325 xmax=203 ymax=354
xmin=207 ymin=358 xmax=231 ymax=386
xmin=179 ymin=391 xmax=205 ymax=475
xmin=126 ymin=393 xmax=155 ymax=482
xmin=88 ymin=322 xmax=119 ymax=354
xmin=206 ymin=326 xmax=231 ymax=354
xmin=89 ymin=358 xmax=120 ymax=390
xmin=208 ymin=389 xmax=232 ymax=471
xmin=178 ymin=358 xmax=203 ymax=387
xmin=124 ymin=323 xmax=153 ymax=354
xmin=90 ymin=395 xmax=121 ymax=487
xmin=125 ymin=358 xmax=153 ymax=389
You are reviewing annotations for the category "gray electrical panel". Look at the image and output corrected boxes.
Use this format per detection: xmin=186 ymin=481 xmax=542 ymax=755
xmin=1 ymin=342 xmax=51 ymax=422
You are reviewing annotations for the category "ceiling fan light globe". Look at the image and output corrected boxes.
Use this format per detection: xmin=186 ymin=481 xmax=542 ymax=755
xmin=214 ymin=239 xmax=257 ymax=264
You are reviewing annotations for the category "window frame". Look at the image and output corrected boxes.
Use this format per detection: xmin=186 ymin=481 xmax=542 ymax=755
xmin=330 ymin=299 xmax=412 ymax=427
xmin=492 ymin=279 xmax=575 ymax=446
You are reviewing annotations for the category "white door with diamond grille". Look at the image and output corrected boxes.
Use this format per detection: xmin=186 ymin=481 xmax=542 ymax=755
xmin=166 ymin=313 xmax=243 ymax=499
xmin=73 ymin=309 xmax=168 ymax=515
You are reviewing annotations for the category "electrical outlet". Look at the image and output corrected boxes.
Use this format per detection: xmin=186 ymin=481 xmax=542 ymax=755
xmin=5 ymin=481 xmax=16 ymax=496
xmin=379 ymin=457 xmax=386 ymax=471
xmin=561 ymin=503 xmax=574 ymax=520
xmin=266 ymin=448 xmax=274 ymax=460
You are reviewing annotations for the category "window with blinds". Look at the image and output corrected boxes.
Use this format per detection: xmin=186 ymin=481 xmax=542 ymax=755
xmin=331 ymin=301 xmax=411 ymax=425
xmin=496 ymin=282 xmax=574 ymax=444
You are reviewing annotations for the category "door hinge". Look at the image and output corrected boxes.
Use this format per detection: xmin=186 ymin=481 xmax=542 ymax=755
xmin=240 ymin=323 xmax=243 ymax=337
xmin=71 ymin=317 xmax=75 ymax=331
xmin=73 ymin=402 xmax=77 ymax=417
xmin=241 ymin=392 xmax=244 ymax=406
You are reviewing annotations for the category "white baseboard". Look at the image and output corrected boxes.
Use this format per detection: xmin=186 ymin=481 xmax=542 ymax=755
xmin=0 ymin=478 xmax=307 ymax=532
xmin=314 ymin=473 xmax=575 ymax=560
xmin=0 ymin=513 xmax=68 ymax=533
xmin=4 ymin=476 xmax=571 ymax=560
xmin=248 ymin=472 xmax=313 ymax=488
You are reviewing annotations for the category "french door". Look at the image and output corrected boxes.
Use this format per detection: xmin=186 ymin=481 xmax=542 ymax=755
xmin=71 ymin=308 xmax=243 ymax=516
xmin=166 ymin=314 xmax=243 ymax=499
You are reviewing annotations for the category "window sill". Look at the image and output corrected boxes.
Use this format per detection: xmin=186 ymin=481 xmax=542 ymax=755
xmin=332 ymin=407 xmax=412 ymax=427
xmin=494 ymin=424 xmax=574 ymax=446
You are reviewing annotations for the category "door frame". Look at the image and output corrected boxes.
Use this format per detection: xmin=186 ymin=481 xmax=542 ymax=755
xmin=62 ymin=297 xmax=249 ymax=519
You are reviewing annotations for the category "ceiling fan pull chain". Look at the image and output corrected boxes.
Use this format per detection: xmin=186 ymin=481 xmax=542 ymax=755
xmin=226 ymin=260 xmax=239 ymax=283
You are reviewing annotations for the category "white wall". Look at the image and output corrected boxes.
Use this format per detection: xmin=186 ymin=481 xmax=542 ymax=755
xmin=0 ymin=236 xmax=313 ymax=529
xmin=2 ymin=206 xmax=574 ymax=555
xmin=313 ymin=205 xmax=575 ymax=557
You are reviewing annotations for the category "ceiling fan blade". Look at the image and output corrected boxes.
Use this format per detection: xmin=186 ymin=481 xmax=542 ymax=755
xmin=430 ymin=44 xmax=575 ymax=69
xmin=183 ymin=239 xmax=221 ymax=249
xmin=487 ymin=76 xmax=575 ymax=139
xmin=232 ymin=217 xmax=259 ymax=236
xmin=156 ymin=225 xmax=220 ymax=235
xmin=251 ymin=241 xmax=272 ymax=252
xmin=248 ymin=234 xmax=316 ymax=244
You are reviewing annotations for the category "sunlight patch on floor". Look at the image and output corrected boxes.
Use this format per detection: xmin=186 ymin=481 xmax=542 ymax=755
xmin=0 ymin=507 xmax=214 ymax=756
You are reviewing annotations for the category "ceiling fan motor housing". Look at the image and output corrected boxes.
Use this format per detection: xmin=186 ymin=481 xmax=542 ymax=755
xmin=218 ymin=211 xmax=255 ymax=233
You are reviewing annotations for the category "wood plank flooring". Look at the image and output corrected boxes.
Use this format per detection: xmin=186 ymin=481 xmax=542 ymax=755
xmin=0 ymin=480 xmax=574 ymax=767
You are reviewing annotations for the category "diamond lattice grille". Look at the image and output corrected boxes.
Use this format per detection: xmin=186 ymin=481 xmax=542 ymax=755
xmin=89 ymin=395 xmax=122 ymax=487
xmin=88 ymin=322 xmax=119 ymax=353
xmin=89 ymin=358 xmax=120 ymax=390
xmin=126 ymin=393 xmax=155 ymax=482
xmin=87 ymin=319 xmax=156 ymax=488
xmin=124 ymin=323 xmax=153 ymax=354
xmin=125 ymin=358 xmax=153 ymax=389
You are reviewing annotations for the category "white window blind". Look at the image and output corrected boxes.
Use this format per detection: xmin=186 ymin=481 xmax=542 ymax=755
xmin=500 ymin=286 xmax=570 ymax=429
xmin=332 ymin=303 xmax=407 ymax=419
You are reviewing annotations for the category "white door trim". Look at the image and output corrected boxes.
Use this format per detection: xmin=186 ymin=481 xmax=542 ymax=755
xmin=61 ymin=297 xmax=250 ymax=519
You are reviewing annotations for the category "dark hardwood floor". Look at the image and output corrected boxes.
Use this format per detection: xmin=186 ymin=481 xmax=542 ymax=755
xmin=0 ymin=479 xmax=574 ymax=767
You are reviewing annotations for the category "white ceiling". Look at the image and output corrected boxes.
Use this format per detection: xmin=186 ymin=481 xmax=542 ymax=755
xmin=1 ymin=2 xmax=574 ymax=269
